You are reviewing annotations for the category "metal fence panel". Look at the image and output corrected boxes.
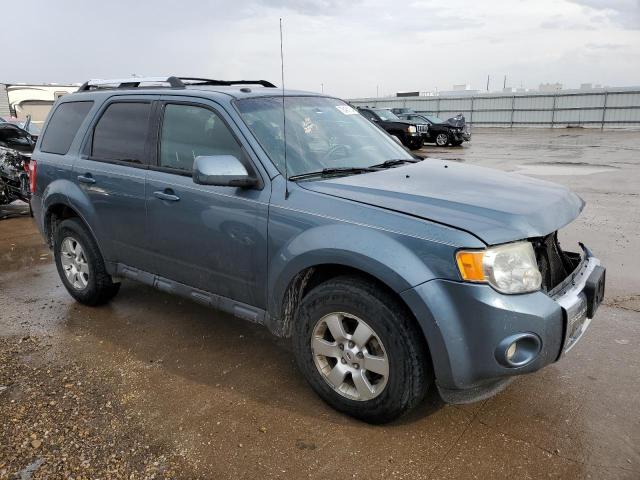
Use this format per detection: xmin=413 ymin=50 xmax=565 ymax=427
xmin=514 ymin=95 xmax=555 ymax=110
xmin=349 ymin=87 xmax=640 ymax=127
xmin=554 ymin=108 xmax=603 ymax=123
xmin=474 ymin=96 xmax=512 ymax=110
xmin=439 ymin=98 xmax=473 ymax=111
xmin=605 ymin=108 xmax=640 ymax=123
xmin=513 ymin=109 xmax=554 ymax=123
xmin=555 ymin=94 xmax=605 ymax=109
xmin=606 ymin=92 xmax=640 ymax=107
xmin=472 ymin=110 xmax=512 ymax=123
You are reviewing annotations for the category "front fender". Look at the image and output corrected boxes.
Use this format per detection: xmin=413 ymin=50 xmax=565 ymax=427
xmin=267 ymin=222 xmax=439 ymax=324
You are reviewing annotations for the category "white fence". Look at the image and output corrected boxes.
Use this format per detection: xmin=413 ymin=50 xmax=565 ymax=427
xmin=349 ymin=87 xmax=640 ymax=128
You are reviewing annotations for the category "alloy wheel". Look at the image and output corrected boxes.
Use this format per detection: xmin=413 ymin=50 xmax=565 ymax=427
xmin=311 ymin=312 xmax=389 ymax=401
xmin=60 ymin=236 xmax=89 ymax=290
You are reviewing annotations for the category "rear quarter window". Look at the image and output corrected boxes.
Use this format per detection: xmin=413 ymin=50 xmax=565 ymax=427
xmin=91 ymin=102 xmax=151 ymax=163
xmin=40 ymin=101 xmax=94 ymax=155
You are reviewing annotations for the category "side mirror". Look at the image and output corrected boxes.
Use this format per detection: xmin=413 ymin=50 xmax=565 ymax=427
xmin=192 ymin=155 xmax=258 ymax=188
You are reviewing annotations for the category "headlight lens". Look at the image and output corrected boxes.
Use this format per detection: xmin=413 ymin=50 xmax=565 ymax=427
xmin=456 ymin=241 xmax=542 ymax=294
xmin=407 ymin=125 xmax=417 ymax=133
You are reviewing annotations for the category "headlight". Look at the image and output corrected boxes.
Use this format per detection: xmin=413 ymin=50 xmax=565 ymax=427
xmin=407 ymin=125 xmax=417 ymax=133
xmin=456 ymin=241 xmax=542 ymax=294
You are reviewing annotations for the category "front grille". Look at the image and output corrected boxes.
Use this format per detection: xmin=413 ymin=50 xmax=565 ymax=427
xmin=416 ymin=124 xmax=428 ymax=133
xmin=532 ymin=232 xmax=573 ymax=292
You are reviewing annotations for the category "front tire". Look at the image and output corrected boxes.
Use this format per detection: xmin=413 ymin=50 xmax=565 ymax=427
xmin=409 ymin=139 xmax=424 ymax=151
xmin=293 ymin=276 xmax=431 ymax=423
xmin=53 ymin=218 xmax=120 ymax=306
xmin=435 ymin=133 xmax=449 ymax=146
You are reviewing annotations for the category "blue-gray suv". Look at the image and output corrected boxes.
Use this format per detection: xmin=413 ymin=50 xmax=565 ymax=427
xmin=29 ymin=76 xmax=606 ymax=423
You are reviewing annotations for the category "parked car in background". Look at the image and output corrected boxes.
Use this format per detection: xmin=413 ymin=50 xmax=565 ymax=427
xmin=357 ymin=107 xmax=426 ymax=150
xmin=8 ymin=119 xmax=41 ymax=141
xmin=390 ymin=107 xmax=414 ymax=116
xmin=30 ymin=76 xmax=605 ymax=424
xmin=0 ymin=121 xmax=34 ymax=205
xmin=397 ymin=112 xmax=471 ymax=146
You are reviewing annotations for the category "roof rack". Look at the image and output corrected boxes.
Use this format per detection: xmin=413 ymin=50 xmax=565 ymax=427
xmin=77 ymin=76 xmax=184 ymax=91
xmin=77 ymin=76 xmax=277 ymax=92
xmin=179 ymin=78 xmax=277 ymax=88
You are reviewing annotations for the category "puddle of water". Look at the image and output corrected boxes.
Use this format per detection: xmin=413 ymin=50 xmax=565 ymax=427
xmin=516 ymin=164 xmax=616 ymax=176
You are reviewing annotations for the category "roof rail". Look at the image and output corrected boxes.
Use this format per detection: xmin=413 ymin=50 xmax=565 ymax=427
xmin=77 ymin=76 xmax=277 ymax=92
xmin=178 ymin=78 xmax=277 ymax=88
xmin=77 ymin=76 xmax=184 ymax=92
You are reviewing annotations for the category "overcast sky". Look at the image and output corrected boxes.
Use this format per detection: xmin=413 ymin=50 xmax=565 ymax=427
xmin=3 ymin=0 xmax=639 ymax=98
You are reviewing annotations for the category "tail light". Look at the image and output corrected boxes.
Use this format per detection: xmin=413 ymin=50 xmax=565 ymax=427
xmin=28 ymin=160 xmax=37 ymax=194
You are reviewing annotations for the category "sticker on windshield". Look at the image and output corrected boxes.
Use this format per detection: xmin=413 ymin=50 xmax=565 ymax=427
xmin=335 ymin=105 xmax=358 ymax=115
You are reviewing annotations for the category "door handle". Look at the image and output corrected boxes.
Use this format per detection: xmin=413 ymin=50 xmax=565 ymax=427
xmin=77 ymin=174 xmax=96 ymax=184
xmin=153 ymin=190 xmax=180 ymax=202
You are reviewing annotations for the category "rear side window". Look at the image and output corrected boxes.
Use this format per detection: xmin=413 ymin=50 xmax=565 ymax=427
xmin=40 ymin=101 xmax=93 ymax=155
xmin=92 ymin=102 xmax=151 ymax=163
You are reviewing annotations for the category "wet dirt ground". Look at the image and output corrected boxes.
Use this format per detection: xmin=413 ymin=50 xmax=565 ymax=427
xmin=1 ymin=128 xmax=639 ymax=479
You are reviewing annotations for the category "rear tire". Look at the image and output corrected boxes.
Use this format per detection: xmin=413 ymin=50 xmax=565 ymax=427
xmin=293 ymin=276 xmax=431 ymax=423
xmin=53 ymin=218 xmax=120 ymax=306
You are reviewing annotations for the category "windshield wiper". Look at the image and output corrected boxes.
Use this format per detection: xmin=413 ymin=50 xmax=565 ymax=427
xmin=369 ymin=158 xmax=421 ymax=169
xmin=288 ymin=166 xmax=376 ymax=181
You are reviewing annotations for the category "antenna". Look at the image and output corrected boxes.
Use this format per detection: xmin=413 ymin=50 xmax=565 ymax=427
xmin=280 ymin=18 xmax=289 ymax=200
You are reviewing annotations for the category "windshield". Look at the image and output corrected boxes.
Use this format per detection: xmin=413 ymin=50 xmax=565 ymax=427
xmin=424 ymin=115 xmax=444 ymax=124
xmin=236 ymin=96 xmax=413 ymax=177
xmin=374 ymin=109 xmax=400 ymax=121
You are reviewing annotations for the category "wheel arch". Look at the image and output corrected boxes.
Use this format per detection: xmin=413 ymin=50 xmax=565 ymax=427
xmin=267 ymin=225 xmax=439 ymax=333
xmin=41 ymin=179 xmax=107 ymax=259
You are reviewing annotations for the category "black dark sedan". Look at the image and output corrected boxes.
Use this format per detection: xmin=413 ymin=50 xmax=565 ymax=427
xmin=358 ymin=108 xmax=426 ymax=150
xmin=398 ymin=113 xmax=470 ymax=147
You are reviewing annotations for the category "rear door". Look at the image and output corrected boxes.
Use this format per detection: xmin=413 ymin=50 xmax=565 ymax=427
xmin=145 ymin=97 xmax=270 ymax=308
xmin=74 ymin=96 xmax=158 ymax=270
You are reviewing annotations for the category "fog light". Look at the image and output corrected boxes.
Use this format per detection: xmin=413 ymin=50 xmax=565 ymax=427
xmin=495 ymin=333 xmax=542 ymax=368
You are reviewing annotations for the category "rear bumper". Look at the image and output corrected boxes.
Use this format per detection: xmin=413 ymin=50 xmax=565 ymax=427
xmin=401 ymin=248 xmax=602 ymax=403
xmin=30 ymin=193 xmax=45 ymax=237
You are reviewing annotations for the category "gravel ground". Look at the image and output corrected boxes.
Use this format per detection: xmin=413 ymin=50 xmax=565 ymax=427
xmin=0 ymin=128 xmax=639 ymax=479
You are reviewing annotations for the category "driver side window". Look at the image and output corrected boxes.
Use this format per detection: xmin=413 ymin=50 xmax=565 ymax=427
xmin=159 ymin=104 xmax=243 ymax=172
xmin=360 ymin=110 xmax=377 ymax=122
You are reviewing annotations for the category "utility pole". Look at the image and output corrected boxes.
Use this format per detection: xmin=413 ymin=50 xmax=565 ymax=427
xmin=486 ymin=75 xmax=490 ymax=91
xmin=503 ymin=75 xmax=507 ymax=89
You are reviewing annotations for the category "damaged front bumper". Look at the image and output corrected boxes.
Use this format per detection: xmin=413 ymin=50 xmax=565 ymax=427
xmin=401 ymin=245 xmax=606 ymax=404
xmin=551 ymin=245 xmax=606 ymax=354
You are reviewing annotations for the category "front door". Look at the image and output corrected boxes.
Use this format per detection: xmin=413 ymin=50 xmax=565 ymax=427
xmin=74 ymin=97 xmax=157 ymax=270
xmin=145 ymin=99 xmax=270 ymax=308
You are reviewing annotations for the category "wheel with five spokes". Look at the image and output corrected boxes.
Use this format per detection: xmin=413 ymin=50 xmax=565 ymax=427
xmin=53 ymin=218 xmax=120 ymax=306
xmin=294 ymin=276 xmax=431 ymax=423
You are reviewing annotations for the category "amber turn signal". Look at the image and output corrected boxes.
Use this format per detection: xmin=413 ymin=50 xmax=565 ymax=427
xmin=456 ymin=250 xmax=486 ymax=282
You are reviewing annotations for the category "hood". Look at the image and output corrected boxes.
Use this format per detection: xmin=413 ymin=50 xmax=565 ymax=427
xmin=382 ymin=119 xmax=416 ymax=127
xmin=299 ymin=160 xmax=584 ymax=245
xmin=445 ymin=115 xmax=466 ymax=128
